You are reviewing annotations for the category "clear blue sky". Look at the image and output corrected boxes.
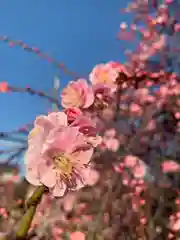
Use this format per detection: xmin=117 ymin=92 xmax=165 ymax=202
xmin=0 ymin=0 xmax=134 ymax=132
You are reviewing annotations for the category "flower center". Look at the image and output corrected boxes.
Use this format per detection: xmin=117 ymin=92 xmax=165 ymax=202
xmin=99 ymin=71 xmax=111 ymax=84
xmin=63 ymin=86 xmax=81 ymax=107
xmin=53 ymin=154 xmax=73 ymax=176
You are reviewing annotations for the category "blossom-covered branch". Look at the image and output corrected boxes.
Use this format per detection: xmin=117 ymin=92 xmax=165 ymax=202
xmin=0 ymin=0 xmax=180 ymax=239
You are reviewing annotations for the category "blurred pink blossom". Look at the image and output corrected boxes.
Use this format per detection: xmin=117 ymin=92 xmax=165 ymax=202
xmin=161 ymin=160 xmax=180 ymax=173
xmin=129 ymin=103 xmax=142 ymax=115
xmin=170 ymin=217 xmax=180 ymax=231
xmin=63 ymin=192 xmax=77 ymax=212
xmin=124 ymin=155 xmax=138 ymax=168
xmin=70 ymin=231 xmax=85 ymax=240
xmin=102 ymin=137 xmax=120 ymax=152
xmin=133 ymin=164 xmax=146 ymax=179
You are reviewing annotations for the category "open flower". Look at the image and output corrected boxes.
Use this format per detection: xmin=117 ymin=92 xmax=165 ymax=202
xmin=89 ymin=62 xmax=119 ymax=87
xmin=25 ymin=112 xmax=101 ymax=197
xmin=89 ymin=61 xmax=132 ymax=89
xmin=61 ymin=79 xmax=94 ymax=109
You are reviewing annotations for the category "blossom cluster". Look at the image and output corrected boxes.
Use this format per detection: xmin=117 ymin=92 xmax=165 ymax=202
xmin=25 ymin=61 xmax=133 ymax=197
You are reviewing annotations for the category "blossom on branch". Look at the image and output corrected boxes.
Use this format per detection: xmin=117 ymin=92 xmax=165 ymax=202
xmin=89 ymin=62 xmax=119 ymax=87
xmin=0 ymin=82 xmax=9 ymax=92
xmin=61 ymin=79 xmax=94 ymax=109
xmin=25 ymin=111 xmax=101 ymax=197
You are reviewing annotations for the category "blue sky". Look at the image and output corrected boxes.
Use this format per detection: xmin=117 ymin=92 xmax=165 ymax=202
xmin=0 ymin=0 xmax=133 ymax=132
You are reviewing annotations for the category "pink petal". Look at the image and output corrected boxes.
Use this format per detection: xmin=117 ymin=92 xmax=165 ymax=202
xmin=105 ymin=138 xmax=119 ymax=152
xmin=133 ymin=164 xmax=146 ymax=179
xmin=64 ymin=108 xmax=83 ymax=123
xmin=39 ymin=164 xmax=56 ymax=188
xmin=25 ymin=145 xmax=40 ymax=165
xmin=71 ymin=116 xmax=97 ymax=136
xmin=124 ymin=155 xmax=138 ymax=168
xmin=25 ymin=146 xmax=43 ymax=175
xmin=28 ymin=126 xmax=46 ymax=147
xmin=35 ymin=115 xmax=54 ymax=130
xmin=52 ymin=181 xmax=67 ymax=197
xmin=78 ymin=167 xmax=99 ymax=186
xmin=63 ymin=192 xmax=76 ymax=212
xmin=83 ymin=87 xmax=95 ymax=108
xmin=43 ymin=127 xmax=79 ymax=154
xmin=25 ymin=145 xmax=42 ymax=186
xmin=71 ymin=147 xmax=94 ymax=165
xmin=161 ymin=160 xmax=180 ymax=173
xmin=70 ymin=231 xmax=85 ymax=240
xmin=47 ymin=112 xmax=68 ymax=126
xmin=87 ymin=135 xmax=102 ymax=147
xmin=25 ymin=166 xmax=41 ymax=186
xmin=72 ymin=177 xmax=84 ymax=190
xmin=71 ymin=116 xmax=95 ymax=128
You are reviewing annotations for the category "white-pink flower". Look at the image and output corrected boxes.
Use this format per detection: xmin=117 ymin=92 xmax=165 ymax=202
xmin=25 ymin=112 xmax=101 ymax=197
xmin=61 ymin=79 xmax=94 ymax=109
xmin=89 ymin=62 xmax=119 ymax=86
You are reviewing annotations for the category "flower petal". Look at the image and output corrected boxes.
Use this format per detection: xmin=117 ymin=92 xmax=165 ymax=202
xmin=47 ymin=112 xmax=68 ymax=126
xmin=39 ymin=165 xmax=56 ymax=188
xmin=35 ymin=115 xmax=54 ymax=130
xmin=25 ymin=166 xmax=41 ymax=186
xmin=43 ymin=127 xmax=79 ymax=154
xmin=52 ymin=181 xmax=67 ymax=197
xmin=78 ymin=167 xmax=99 ymax=186
xmin=71 ymin=147 xmax=93 ymax=165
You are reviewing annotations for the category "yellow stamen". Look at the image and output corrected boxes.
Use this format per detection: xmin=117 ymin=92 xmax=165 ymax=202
xmin=99 ymin=71 xmax=111 ymax=84
xmin=53 ymin=154 xmax=73 ymax=177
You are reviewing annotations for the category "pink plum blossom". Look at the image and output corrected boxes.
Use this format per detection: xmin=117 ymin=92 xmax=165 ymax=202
xmin=89 ymin=62 xmax=119 ymax=87
xmin=102 ymin=129 xmax=120 ymax=152
xmin=25 ymin=112 xmax=101 ymax=197
xmin=61 ymin=79 xmax=94 ymax=109
xmin=161 ymin=160 xmax=180 ymax=173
